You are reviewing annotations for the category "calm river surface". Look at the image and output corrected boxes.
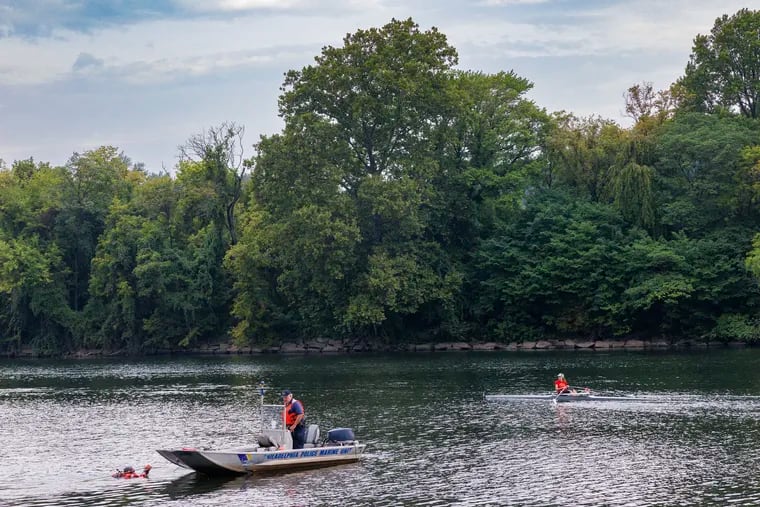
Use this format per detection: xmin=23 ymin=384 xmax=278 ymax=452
xmin=2 ymin=349 xmax=760 ymax=506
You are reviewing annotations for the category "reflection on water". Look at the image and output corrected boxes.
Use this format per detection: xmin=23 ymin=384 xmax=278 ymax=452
xmin=164 ymin=472 xmax=253 ymax=498
xmin=2 ymin=351 xmax=760 ymax=505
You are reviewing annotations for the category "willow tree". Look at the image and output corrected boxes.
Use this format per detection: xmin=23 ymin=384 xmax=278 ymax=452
xmin=612 ymin=162 xmax=656 ymax=229
xmin=543 ymin=115 xmax=627 ymax=202
xmin=734 ymin=146 xmax=760 ymax=217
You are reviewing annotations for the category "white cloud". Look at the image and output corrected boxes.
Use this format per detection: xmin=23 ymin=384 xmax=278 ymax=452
xmin=108 ymin=50 xmax=279 ymax=84
xmin=0 ymin=0 xmax=754 ymax=170
xmin=174 ymin=0 xmax=302 ymax=12
xmin=479 ymin=0 xmax=550 ymax=5
xmin=0 ymin=3 xmax=410 ymax=87
xmin=446 ymin=0 xmax=750 ymax=60
xmin=72 ymin=52 xmax=104 ymax=72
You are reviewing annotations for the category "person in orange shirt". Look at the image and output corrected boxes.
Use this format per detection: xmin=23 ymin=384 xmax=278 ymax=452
xmin=282 ymin=389 xmax=306 ymax=449
xmin=554 ymin=373 xmax=570 ymax=394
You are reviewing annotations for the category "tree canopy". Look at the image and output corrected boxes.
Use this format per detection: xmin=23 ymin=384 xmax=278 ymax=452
xmin=4 ymin=11 xmax=760 ymax=355
xmin=678 ymin=8 xmax=760 ymax=118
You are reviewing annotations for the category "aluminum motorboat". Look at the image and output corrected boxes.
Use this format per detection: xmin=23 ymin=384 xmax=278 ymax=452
xmin=157 ymin=385 xmax=366 ymax=475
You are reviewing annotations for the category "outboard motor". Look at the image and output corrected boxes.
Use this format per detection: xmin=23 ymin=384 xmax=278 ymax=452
xmin=326 ymin=428 xmax=356 ymax=445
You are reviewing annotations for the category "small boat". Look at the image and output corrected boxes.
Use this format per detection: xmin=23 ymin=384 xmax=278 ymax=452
xmin=156 ymin=428 xmax=365 ymax=475
xmin=485 ymin=392 xmax=644 ymax=403
xmin=157 ymin=386 xmax=366 ymax=476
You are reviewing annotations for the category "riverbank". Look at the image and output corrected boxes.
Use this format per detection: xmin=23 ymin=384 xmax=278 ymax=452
xmin=1 ymin=337 xmax=752 ymax=359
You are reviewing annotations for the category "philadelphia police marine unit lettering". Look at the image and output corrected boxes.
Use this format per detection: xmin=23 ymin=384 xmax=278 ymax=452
xmin=282 ymin=389 xmax=306 ymax=449
xmin=257 ymin=448 xmax=353 ymax=462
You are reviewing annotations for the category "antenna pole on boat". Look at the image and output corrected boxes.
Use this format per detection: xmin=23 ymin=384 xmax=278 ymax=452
xmin=258 ymin=380 xmax=267 ymax=401
xmin=258 ymin=381 xmax=267 ymax=423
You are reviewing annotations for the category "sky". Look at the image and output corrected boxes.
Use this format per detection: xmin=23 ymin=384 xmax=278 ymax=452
xmin=0 ymin=0 xmax=752 ymax=172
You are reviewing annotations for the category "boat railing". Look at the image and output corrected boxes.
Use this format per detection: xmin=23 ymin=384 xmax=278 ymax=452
xmin=260 ymin=404 xmax=286 ymax=431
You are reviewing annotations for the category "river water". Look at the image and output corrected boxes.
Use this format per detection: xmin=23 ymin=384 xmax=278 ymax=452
xmin=2 ymin=349 xmax=760 ymax=506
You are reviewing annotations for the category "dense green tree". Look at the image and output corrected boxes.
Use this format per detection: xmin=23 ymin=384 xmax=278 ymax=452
xmin=85 ymin=170 xmax=233 ymax=353
xmin=654 ymin=112 xmax=760 ymax=234
xmin=474 ymin=192 xmax=634 ymax=340
xmin=544 ymin=115 xmax=627 ymax=202
xmin=85 ymin=201 xmax=144 ymax=351
xmin=622 ymin=229 xmax=759 ymax=339
xmin=234 ymin=19 xmax=465 ymax=342
xmin=232 ymin=19 xmax=546 ymax=344
xmin=6 ymin=14 xmax=760 ymax=354
xmin=0 ymin=236 xmax=74 ymax=353
xmin=0 ymin=159 xmax=64 ymax=239
xmin=178 ymin=122 xmax=248 ymax=245
xmin=55 ymin=146 xmax=135 ymax=312
xmin=678 ymin=8 xmax=760 ymax=117
xmin=734 ymin=145 xmax=760 ymax=217
xmin=279 ymin=18 xmax=457 ymax=183
xmin=439 ymin=70 xmax=549 ymax=236
xmin=0 ymin=161 xmax=76 ymax=352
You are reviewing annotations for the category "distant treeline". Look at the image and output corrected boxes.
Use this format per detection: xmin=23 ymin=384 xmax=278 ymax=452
xmin=3 ymin=12 xmax=760 ymax=355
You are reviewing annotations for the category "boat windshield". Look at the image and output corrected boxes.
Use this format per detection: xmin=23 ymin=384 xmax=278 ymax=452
xmin=260 ymin=404 xmax=285 ymax=431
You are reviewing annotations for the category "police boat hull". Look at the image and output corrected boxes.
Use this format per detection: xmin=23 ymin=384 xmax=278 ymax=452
xmin=156 ymin=442 xmax=366 ymax=475
xmin=158 ymin=417 xmax=366 ymax=476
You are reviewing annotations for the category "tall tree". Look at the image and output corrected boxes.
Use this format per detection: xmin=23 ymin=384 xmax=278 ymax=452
xmin=474 ymin=192 xmax=634 ymax=340
xmin=677 ymin=8 xmax=760 ymax=118
xmin=178 ymin=122 xmax=248 ymax=245
xmin=235 ymin=18 xmax=466 ymax=342
xmin=0 ymin=160 xmax=75 ymax=352
xmin=278 ymin=18 xmax=457 ymax=185
xmin=56 ymin=146 xmax=134 ymax=311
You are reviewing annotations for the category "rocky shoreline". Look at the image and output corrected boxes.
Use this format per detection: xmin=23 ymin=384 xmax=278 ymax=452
xmin=2 ymin=337 xmax=752 ymax=359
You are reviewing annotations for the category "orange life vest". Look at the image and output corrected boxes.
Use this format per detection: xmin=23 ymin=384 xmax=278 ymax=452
xmin=283 ymin=399 xmax=304 ymax=427
xmin=113 ymin=465 xmax=151 ymax=479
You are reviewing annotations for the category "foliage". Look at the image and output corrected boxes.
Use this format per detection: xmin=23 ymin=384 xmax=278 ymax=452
xmin=0 ymin=236 xmax=74 ymax=353
xmin=654 ymin=113 xmax=760 ymax=234
xmin=474 ymin=192 xmax=635 ymax=340
xmin=677 ymin=8 xmax=760 ymax=117
xmin=85 ymin=172 xmax=233 ymax=353
xmin=543 ymin=114 xmax=627 ymax=202
xmin=178 ymin=122 xmax=248 ymax=245
xmin=710 ymin=314 xmax=760 ymax=343
xmin=230 ymin=18 xmax=547 ymax=344
xmin=3 ymin=13 xmax=760 ymax=354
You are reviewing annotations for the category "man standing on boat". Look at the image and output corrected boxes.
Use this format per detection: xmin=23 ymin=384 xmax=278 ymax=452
xmin=282 ymin=390 xmax=306 ymax=449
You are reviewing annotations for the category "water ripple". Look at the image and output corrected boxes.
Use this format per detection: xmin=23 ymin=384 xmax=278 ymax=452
xmin=3 ymin=351 xmax=760 ymax=505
